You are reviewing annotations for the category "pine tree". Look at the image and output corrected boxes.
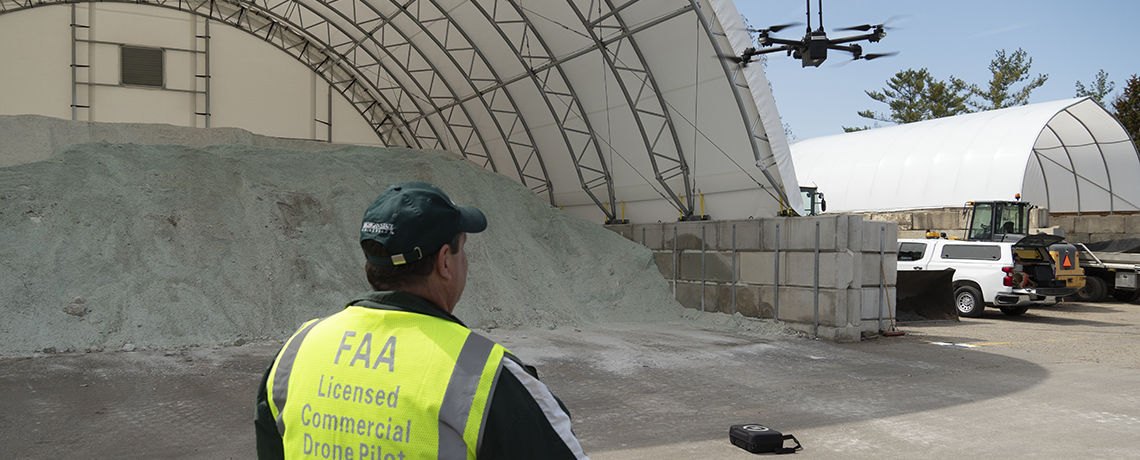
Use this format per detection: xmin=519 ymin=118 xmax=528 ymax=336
xmin=1075 ymin=69 xmax=1115 ymax=109
xmin=847 ymin=68 xmax=970 ymax=130
xmin=1113 ymin=75 xmax=1140 ymax=144
xmin=969 ymin=48 xmax=1048 ymax=111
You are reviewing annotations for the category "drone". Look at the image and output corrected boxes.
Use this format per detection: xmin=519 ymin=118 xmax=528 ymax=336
xmin=728 ymin=0 xmax=898 ymax=68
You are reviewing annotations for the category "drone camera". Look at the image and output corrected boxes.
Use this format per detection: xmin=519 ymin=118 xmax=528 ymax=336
xmin=804 ymin=34 xmax=828 ymax=67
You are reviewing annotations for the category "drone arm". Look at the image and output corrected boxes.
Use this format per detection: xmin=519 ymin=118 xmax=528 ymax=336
xmin=826 ymin=33 xmax=877 ymax=45
xmin=759 ymin=36 xmax=805 ymax=47
xmin=753 ymin=45 xmax=798 ymax=55
xmin=826 ymin=43 xmax=860 ymax=52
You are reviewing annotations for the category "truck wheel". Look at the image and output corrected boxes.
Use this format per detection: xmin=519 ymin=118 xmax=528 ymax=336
xmin=1074 ymin=276 xmax=1106 ymax=303
xmin=1000 ymin=306 xmax=1030 ymax=316
xmin=1112 ymin=290 xmax=1140 ymax=303
xmin=955 ymin=286 xmax=985 ymax=318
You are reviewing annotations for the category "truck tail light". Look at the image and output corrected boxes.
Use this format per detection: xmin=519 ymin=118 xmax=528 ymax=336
xmin=1002 ymin=266 xmax=1013 ymax=273
xmin=1003 ymin=266 xmax=1013 ymax=286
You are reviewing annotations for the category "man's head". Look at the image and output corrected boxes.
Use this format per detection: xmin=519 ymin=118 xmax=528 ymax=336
xmin=359 ymin=182 xmax=486 ymax=310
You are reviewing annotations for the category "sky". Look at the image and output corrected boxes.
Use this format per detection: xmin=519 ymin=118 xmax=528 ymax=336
xmin=732 ymin=0 xmax=1140 ymax=141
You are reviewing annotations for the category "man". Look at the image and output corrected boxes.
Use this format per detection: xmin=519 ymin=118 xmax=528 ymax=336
xmin=255 ymin=181 xmax=589 ymax=459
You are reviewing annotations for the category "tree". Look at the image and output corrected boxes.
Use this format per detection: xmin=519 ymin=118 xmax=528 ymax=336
xmin=845 ymin=68 xmax=970 ymax=130
xmin=1113 ymin=75 xmax=1140 ymax=144
xmin=1076 ymin=69 xmax=1115 ymax=108
xmin=968 ymin=48 xmax=1048 ymax=111
xmin=926 ymin=77 xmax=972 ymax=119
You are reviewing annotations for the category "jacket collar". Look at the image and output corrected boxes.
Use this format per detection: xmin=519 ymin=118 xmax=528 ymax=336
xmin=346 ymin=291 xmax=467 ymax=327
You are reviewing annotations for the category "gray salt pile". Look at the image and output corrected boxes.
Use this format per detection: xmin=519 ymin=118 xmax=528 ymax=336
xmin=0 ymin=116 xmax=700 ymax=355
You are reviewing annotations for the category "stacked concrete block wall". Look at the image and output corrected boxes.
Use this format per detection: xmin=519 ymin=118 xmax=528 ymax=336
xmin=1049 ymin=214 xmax=1140 ymax=244
xmin=859 ymin=207 xmax=1140 ymax=244
xmin=607 ymin=216 xmax=898 ymax=342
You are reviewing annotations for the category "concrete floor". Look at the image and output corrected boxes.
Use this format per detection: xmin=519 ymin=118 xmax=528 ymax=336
xmin=2 ymin=300 xmax=1138 ymax=459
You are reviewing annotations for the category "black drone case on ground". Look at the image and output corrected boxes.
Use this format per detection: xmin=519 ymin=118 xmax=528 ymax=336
xmin=729 ymin=424 xmax=802 ymax=454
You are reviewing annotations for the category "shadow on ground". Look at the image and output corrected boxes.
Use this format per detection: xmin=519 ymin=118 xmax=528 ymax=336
xmin=0 ymin=322 xmax=1051 ymax=459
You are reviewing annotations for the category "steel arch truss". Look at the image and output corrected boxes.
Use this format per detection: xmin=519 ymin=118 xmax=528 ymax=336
xmin=2 ymin=0 xmax=794 ymax=220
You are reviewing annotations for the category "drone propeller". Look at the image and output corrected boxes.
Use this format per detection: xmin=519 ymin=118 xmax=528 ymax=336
xmin=833 ymin=51 xmax=897 ymax=67
xmin=860 ymin=52 xmax=899 ymax=61
xmin=746 ymin=22 xmax=802 ymax=34
xmin=837 ymin=15 xmax=907 ymax=32
xmin=836 ymin=23 xmax=880 ymax=32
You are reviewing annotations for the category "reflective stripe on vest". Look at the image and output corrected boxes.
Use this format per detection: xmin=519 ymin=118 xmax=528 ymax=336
xmin=266 ymin=307 xmax=506 ymax=460
xmin=270 ymin=316 xmax=328 ymax=435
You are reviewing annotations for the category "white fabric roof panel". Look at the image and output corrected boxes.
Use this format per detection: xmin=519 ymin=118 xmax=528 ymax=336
xmin=0 ymin=0 xmax=803 ymax=222
xmin=790 ymin=97 xmax=1140 ymax=214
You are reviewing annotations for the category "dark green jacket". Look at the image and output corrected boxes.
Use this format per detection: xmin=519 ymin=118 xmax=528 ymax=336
xmin=254 ymin=291 xmax=588 ymax=459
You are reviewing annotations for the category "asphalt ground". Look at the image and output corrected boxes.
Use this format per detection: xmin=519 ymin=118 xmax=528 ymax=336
xmin=2 ymin=299 xmax=1138 ymax=459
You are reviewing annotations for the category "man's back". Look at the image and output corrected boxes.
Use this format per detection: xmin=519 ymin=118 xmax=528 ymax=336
xmin=255 ymin=292 xmax=589 ymax=459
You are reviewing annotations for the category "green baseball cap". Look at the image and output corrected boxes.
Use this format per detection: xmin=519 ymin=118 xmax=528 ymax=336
xmin=360 ymin=182 xmax=486 ymax=266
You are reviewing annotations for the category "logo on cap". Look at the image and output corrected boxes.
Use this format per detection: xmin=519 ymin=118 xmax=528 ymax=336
xmin=362 ymin=222 xmax=394 ymax=235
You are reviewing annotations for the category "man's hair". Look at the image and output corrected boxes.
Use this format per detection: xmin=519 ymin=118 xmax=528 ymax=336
xmin=363 ymin=232 xmax=462 ymax=291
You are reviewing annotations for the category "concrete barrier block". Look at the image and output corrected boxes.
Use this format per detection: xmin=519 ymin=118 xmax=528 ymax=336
xmin=739 ymin=251 xmax=786 ymax=286
xmin=678 ymin=250 xmax=734 ymax=282
xmin=1125 ymin=215 xmax=1140 ymax=235
xmin=1076 ymin=215 xmax=1125 ymax=234
xmin=1050 ymin=214 xmax=1074 ymax=234
xmin=870 ymin=212 xmax=913 ymax=231
xmin=716 ymin=284 xmax=760 ymax=316
xmin=845 ymin=287 xmax=862 ymax=325
xmin=1067 ymin=233 xmax=1091 ymax=244
xmin=860 ymin=252 xmax=897 ymax=286
xmin=861 ymin=221 xmax=896 ymax=253
xmin=636 ymin=224 xmax=666 ymax=250
xmin=701 ymin=281 xmax=721 ymax=314
xmin=760 ymin=218 xmax=789 ymax=251
xmin=674 ymin=281 xmax=704 ymax=311
xmin=846 ymin=215 xmax=864 ymax=252
xmin=1089 ymin=233 xmax=1125 ymax=244
xmin=913 ymin=211 xmax=965 ymax=232
xmin=783 ymin=217 xmax=840 ymax=251
xmin=780 ymin=251 xmax=856 ymax=289
xmin=759 ymin=217 xmax=844 ymax=251
xmin=717 ymin=220 xmax=761 ymax=251
xmin=898 ymin=230 xmax=928 ymax=239
xmin=605 ymin=224 xmax=634 ymax=241
xmin=670 ymin=221 xmax=717 ymax=251
xmin=860 ymin=286 xmax=897 ymax=323
xmin=834 ymin=288 xmax=850 ymax=326
xmin=754 ymin=286 xmax=777 ymax=319
xmin=653 ymin=252 xmax=674 ymax=279
xmin=784 ymin=252 xmax=827 ymax=288
xmin=773 ymin=286 xmax=840 ymax=327
xmin=838 ymin=215 xmax=852 ymax=251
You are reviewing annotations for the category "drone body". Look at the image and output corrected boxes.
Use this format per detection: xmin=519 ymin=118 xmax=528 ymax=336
xmin=736 ymin=0 xmax=896 ymax=68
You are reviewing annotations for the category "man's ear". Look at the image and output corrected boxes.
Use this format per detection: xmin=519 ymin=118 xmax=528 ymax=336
xmin=434 ymin=244 xmax=454 ymax=281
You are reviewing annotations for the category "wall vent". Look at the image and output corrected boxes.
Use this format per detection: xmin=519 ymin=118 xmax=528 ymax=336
xmin=121 ymin=46 xmax=164 ymax=87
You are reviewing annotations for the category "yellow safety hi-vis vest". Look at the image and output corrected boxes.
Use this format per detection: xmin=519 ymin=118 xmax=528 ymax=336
xmin=266 ymin=306 xmax=507 ymax=460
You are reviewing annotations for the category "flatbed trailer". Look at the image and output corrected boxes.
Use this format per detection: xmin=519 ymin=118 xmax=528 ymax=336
xmin=1074 ymin=243 xmax=1140 ymax=302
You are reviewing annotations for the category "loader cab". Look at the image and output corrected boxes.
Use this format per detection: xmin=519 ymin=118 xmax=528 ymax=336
xmin=964 ymin=199 xmax=1086 ymax=291
xmin=801 ymin=186 xmax=827 ymax=216
xmin=965 ymin=200 xmax=1030 ymax=242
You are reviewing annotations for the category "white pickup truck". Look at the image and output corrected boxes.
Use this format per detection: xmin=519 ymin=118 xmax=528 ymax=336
xmin=897 ymin=234 xmax=1077 ymax=317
